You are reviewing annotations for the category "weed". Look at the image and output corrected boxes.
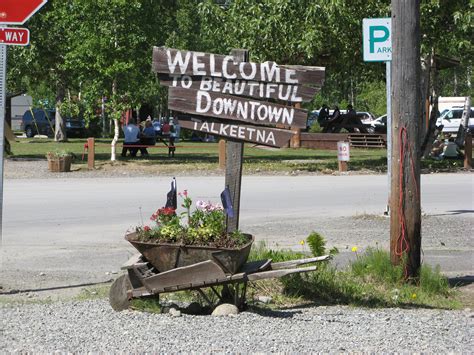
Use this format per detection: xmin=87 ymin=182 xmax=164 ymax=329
xmin=306 ymin=231 xmax=326 ymax=256
xmin=248 ymin=241 xmax=305 ymax=262
xmin=248 ymin=238 xmax=461 ymax=309
xmin=130 ymin=297 xmax=162 ymax=313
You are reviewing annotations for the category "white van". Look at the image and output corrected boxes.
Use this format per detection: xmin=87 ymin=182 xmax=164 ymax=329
xmin=436 ymin=106 xmax=474 ymax=133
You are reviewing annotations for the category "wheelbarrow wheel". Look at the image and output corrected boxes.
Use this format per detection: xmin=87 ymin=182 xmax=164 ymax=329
xmin=109 ymin=274 xmax=132 ymax=311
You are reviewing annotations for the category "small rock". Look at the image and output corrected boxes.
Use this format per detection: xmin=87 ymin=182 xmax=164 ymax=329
xmin=256 ymin=296 xmax=273 ymax=304
xmin=169 ymin=308 xmax=181 ymax=317
xmin=111 ymin=271 xmax=118 ymax=274
xmin=105 ymin=272 xmax=111 ymax=276
xmin=39 ymin=272 xmax=46 ymax=276
xmin=212 ymin=303 xmax=239 ymax=316
xmin=161 ymin=304 xmax=179 ymax=314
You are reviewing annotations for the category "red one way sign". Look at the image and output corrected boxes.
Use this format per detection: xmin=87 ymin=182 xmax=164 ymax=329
xmin=0 ymin=28 xmax=30 ymax=46
xmin=0 ymin=0 xmax=48 ymax=25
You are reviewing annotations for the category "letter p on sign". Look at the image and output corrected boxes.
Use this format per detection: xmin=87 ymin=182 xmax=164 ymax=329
xmin=363 ymin=18 xmax=392 ymax=62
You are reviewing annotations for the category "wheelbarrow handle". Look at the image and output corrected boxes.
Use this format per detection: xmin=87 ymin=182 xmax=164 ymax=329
xmin=271 ymin=255 xmax=331 ymax=270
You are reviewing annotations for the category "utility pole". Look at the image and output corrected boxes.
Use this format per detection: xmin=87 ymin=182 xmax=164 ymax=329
xmin=390 ymin=0 xmax=422 ymax=279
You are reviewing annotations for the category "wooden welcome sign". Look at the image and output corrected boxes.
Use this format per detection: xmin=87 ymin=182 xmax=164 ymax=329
xmin=152 ymin=47 xmax=325 ymax=148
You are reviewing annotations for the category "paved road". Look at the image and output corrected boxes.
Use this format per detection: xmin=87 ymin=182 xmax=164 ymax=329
xmin=1 ymin=173 xmax=473 ymax=293
xmin=3 ymin=174 xmax=473 ymax=241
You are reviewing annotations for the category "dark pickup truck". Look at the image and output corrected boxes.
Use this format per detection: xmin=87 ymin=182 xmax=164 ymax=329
xmin=21 ymin=109 xmax=86 ymax=138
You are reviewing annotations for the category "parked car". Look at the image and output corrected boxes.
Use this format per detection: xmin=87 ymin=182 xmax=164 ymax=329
xmin=368 ymin=114 xmax=387 ymax=134
xmin=21 ymin=109 xmax=86 ymax=138
xmin=357 ymin=111 xmax=376 ymax=124
xmin=436 ymin=106 xmax=474 ymax=133
xmin=306 ymin=111 xmax=319 ymax=130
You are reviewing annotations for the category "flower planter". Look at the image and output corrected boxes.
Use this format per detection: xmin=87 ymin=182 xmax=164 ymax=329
xmin=47 ymin=154 xmax=72 ymax=172
xmin=125 ymin=232 xmax=254 ymax=275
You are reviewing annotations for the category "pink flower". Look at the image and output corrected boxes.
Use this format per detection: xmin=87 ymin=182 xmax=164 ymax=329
xmin=183 ymin=190 xmax=188 ymax=197
xmin=144 ymin=226 xmax=151 ymax=232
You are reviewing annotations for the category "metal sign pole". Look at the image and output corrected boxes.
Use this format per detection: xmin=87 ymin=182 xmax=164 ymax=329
xmin=385 ymin=61 xmax=392 ymax=215
xmin=0 ymin=40 xmax=6 ymax=241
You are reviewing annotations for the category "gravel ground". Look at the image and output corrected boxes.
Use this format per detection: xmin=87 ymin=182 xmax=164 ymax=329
xmin=2 ymin=159 xmax=473 ymax=352
xmin=1 ymin=300 xmax=473 ymax=353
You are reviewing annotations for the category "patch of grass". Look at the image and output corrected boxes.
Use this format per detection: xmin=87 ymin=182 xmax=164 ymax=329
xmin=422 ymin=158 xmax=467 ymax=172
xmin=249 ymin=242 xmax=461 ymax=309
xmin=8 ymin=138 xmax=390 ymax=173
xmin=9 ymin=137 xmax=471 ymax=174
xmin=74 ymin=285 xmax=110 ymax=301
xmin=130 ymin=296 xmax=162 ymax=313
xmin=248 ymin=241 xmax=306 ymax=262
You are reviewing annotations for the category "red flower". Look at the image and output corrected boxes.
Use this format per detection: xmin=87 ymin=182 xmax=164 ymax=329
xmin=150 ymin=207 xmax=176 ymax=221
xmin=159 ymin=207 xmax=176 ymax=216
xmin=144 ymin=226 xmax=151 ymax=232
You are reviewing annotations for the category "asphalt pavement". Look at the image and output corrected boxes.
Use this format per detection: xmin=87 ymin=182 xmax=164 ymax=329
xmin=1 ymin=173 xmax=472 ymax=294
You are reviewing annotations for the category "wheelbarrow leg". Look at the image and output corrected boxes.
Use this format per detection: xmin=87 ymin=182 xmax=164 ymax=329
xmin=196 ymin=288 xmax=214 ymax=307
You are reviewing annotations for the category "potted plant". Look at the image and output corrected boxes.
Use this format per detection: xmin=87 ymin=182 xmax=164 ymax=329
xmin=126 ymin=190 xmax=253 ymax=274
xmin=46 ymin=150 xmax=73 ymax=172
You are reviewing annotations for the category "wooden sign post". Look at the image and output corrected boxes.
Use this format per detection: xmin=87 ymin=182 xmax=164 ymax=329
xmin=337 ymin=141 xmax=350 ymax=172
xmin=225 ymin=49 xmax=247 ymax=232
xmin=152 ymin=46 xmax=325 ymax=232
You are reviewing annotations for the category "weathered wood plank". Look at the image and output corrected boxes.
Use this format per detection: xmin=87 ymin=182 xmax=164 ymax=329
xmin=153 ymin=47 xmax=325 ymax=86
xmin=142 ymin=260 xmax=226 ymax=292
xmin=271 ymin=255 xmax=331 ymax=270
xmin=158 ymin=74 xmax=320 ymax=102
xmin=168 ymin=87 xmax=307 ymax=129
xmin=246 ymin=265 xmax=318 ymax=281
xmin=179 ymin=119 xmax=295 ymax=148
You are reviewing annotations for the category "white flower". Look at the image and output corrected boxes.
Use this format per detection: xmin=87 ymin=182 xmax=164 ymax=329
xmin=196 ymin=200 xmax=208 ymax=210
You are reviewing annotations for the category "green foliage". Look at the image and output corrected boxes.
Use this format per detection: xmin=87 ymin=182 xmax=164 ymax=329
xmin=356 ymin=81 xmax=387 ymax=117
xmin=306 ymin=232 xmax=326 ymax=257
xmin=249 ymin=241 xmax=305 ymax=263
xmin=46 ymin=150 xmax=73 ymax=158
xmin=351 ymin=248 xmax=404 ymax=284
xmin=419 ymin=264 xmax=451 ymax=296
xmin=7 ymin=0 xmax=472 ymax=133
xmin=58 ymin=99 xmax=81 ymax=118
xmin=251 ymin=244 xmax=460 ymax=309
xmin=130 ymin=297 xmax=162 ymax=314
xmin=308 ymin=122 xmax=323 ymax=133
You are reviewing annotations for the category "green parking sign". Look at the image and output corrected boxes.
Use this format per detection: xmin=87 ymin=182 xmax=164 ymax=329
xmin=363 ymin=18 xmax=392 ymax=62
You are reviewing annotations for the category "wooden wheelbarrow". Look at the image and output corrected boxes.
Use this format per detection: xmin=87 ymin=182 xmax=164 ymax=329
xmin=109 ymin=253 xmax=331 ymax=311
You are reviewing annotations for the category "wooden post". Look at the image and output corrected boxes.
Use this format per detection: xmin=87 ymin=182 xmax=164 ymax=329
xmin=225 ymin=49 xmax=249 ymax=233
xmin=338 ymin=161 xmax=348 ymax=172
xmin=390 ymin=0 xmax=422 ymax=279
xmin=290 ymin=103 xmax=302 ymax=148
xmin=218 ymin=139 xmax=226 ymax=170
xmin=87 ymin=137 xmax=95 ymax=169
xmin=337 ymin=141 xmax=350 ymax=172
xmin=464 ymin=132 xmax=472 ymax=169
xmin=290 ymin=127 xmax=301 ymax=148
